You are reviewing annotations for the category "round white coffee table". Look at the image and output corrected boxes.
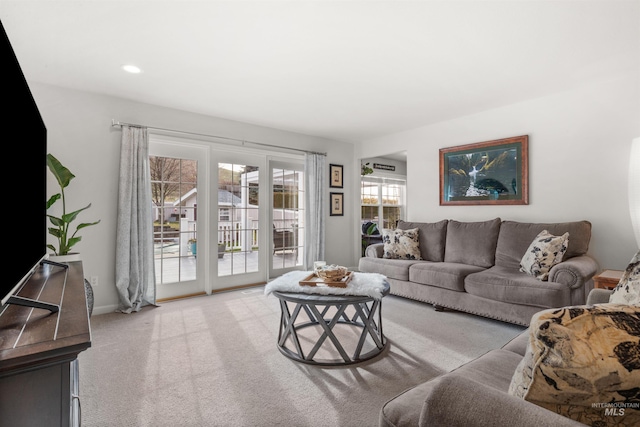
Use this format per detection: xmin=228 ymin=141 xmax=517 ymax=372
xmin=273 ymin=281 xmax=390 ymax=366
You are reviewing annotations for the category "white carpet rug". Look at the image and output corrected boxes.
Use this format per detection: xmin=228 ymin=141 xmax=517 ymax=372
xmin=79 ymin=286 xmax=525 ymax=427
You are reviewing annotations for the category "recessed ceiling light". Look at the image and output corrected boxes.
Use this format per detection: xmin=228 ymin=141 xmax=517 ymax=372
xmin=122 ymin=65 xmax=142 ymax=74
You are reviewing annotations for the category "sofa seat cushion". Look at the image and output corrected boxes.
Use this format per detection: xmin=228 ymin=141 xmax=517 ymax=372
xmin=409 ymin=262 xmax=486 ymax=292
xmin=380 ymin=348 xmax=522 ymax=427
xmin=501 ymin=330 xmax=530 ymax=356
xmin=450 ymin=348 xmax=524 ymax=391
xmin=357 ymin=257 xmax=420 ymax=281
xmin=464 ymin=266 xmax=571 ymax=308
xmin=444 ymin=218 xmax=501 ymax=268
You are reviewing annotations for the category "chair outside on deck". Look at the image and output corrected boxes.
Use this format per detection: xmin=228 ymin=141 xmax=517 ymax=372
xmin=273 ymin=224 xmax=297 ymax=256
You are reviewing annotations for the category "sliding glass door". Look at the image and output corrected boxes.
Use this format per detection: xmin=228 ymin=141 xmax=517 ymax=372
xmin=150 ymin=135 xmax=306 ymax=295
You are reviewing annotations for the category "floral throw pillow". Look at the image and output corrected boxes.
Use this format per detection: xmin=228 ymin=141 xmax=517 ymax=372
xmin=508 ymin=304 xmax=640 ymax=426
xmin=381 ymin=228 xmax=422 ymax=260
xmin=610 ymin=249 xmax=640 ymax=305
xmin=519 ymin=230 xmax=569 ymax=281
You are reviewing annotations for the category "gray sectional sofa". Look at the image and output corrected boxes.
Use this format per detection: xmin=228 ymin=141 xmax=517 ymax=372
xmin=358 ymin=218 xmax=598 ymax=326
xmin=378 ymin=289 xmax=614 ymax=427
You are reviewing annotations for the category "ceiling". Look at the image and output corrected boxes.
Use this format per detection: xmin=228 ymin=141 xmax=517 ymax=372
xmin=1 ymin=1 xmax=638 ymax=143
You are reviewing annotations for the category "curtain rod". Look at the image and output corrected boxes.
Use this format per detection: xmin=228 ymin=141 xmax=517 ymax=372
xmin=111 ymin=119 xmax=326 ymax=156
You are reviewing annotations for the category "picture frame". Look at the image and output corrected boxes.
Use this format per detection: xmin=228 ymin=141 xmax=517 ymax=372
xmin=329 ymin=164 xmax=344 ymax=188
xmin=330 ymin=192 xmax=344 ymax=216
xmin=439 ymin=135 xmax=528 ymax=205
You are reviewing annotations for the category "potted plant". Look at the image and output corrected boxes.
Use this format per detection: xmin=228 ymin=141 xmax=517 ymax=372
xmin=188 ymin=238 xmax=197 ymax=256
xmin=361 ymin=162 xmax=374 ymax=176
xmin=46 ymin=154 xmax=100 ymax=261
xmin=218 ymin=242 xmax=225 ymax=259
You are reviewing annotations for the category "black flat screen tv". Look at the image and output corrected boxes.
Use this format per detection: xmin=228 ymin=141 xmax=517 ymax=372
xmin=0 ymin=20 xmax=59 ymax=313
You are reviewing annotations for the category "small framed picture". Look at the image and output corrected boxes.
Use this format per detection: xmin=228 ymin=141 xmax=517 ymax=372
xmin=330 ymin=192 xmax=344 ymax=216
xmin=329 ymin=164 xmax=344 ymax=188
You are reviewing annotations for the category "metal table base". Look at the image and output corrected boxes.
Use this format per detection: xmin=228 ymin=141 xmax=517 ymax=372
xmin=274 ymin=283 xmax=389 ymax=366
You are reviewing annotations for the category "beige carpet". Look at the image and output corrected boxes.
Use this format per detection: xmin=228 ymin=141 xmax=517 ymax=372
xmin=79 ymin=287 xmax=525 ymax=427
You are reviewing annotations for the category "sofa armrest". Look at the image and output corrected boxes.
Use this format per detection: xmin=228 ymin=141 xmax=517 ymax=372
xmin=365 ymin=243 xmax=384 ymax=258
xmin=418 ymin=375 xmax=585 ymax=427
xmin=587 ymin=288 xmax=613 ymax=305
xmin=548 ymin=255 xmax=599 ymax=289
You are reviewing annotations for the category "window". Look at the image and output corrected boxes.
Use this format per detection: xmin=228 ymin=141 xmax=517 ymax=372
xmin=219 ymin=208 xmax=230 ymax=222
xmin=361 ymin=177 xmax=406 ymax=231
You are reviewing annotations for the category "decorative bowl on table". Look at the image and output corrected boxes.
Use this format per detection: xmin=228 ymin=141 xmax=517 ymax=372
xmin=316 ymin=265 xmax=349 ymax=282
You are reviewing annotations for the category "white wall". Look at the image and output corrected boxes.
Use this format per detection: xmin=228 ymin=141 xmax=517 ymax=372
xmin=356 ymin=70 xmax=640 ymax=271
xmin=30 ymin=83 xmax=356 ymax=314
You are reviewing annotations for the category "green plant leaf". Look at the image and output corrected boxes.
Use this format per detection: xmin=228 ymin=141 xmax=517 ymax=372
xmin=76 ymin=221 xmax=101 ymax=230
xmin=47 ymin=153 xmax=75 ymax=189
xmin=67 ymin=236 xmax=81 ymax=248
xmin=61 ymin=204 xmax=92 ymax=224
xmin=46 ymin=193 xmax=61 ymax=209
xmin=48 ymin=227 xmax=63 ymax=238
xmin=46 ymin=154 xmax=100 ymax=255
xmin=47 ymin=215 xmax=64 ymax=227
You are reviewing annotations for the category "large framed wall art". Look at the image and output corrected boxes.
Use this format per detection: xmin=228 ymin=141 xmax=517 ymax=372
xmin=439 ymin=135 xmax=528 ymax=206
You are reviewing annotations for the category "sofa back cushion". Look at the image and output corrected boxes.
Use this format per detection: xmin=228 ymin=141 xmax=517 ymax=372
xmin=495 ymin=220 xmax=591 ymax=270
xmin=443 ymin=218 xmax=501 ymax=268
xmin=397 ymin=220 xmax=448 ymax=262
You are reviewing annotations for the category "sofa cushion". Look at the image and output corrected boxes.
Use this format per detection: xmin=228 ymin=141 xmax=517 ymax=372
xmin=465 ymin=266 xmax=571 ymax=308
xmin=444 ymin=218 xmax=501 ymax=268
xmin=519 ymin=230 xmax=569 ymax=281
xmin=397 ymin=220 xmax=448 ymax=262
xmin=382 ymin=227 xmax=422 ymax=260
xmin=501 ymin=330 xmax=530 ymax=356
xmin=495 ymin=220 xmax=591 ymax=270
xmin=357 ymin=257 xmax=420 ymax=281
xmin=380 ymin=348 xmax=523 ymax=427
xmin=409 ymin=262 xmax=486 ymax=292
xmin=610 ymin=249 xmax=640 ymax=305
xmin=508 ymin=304 xmax=640 ymax=426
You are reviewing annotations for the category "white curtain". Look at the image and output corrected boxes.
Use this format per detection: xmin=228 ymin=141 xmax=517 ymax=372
xmin=115 ymin=125 xmax=156 ymax=313
xmin=304 ymin=153 xmax=326 ymax=269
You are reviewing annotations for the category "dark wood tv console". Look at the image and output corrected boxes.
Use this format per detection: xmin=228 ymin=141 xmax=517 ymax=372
xmin=0 ymin=261 xmax=91 ymax=427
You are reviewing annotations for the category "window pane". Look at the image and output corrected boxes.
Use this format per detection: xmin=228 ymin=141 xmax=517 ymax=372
xmin=151 ymin=156 xmax=198 ymax=285
xmin=361 ymin=181 xmax=379 ymax=204
xmin=383 ymin=206 xmax=401 ymax=229
xmin=218 ymin=163 xmax=260 ymax=277
xmin=361 ymin=206 xmax=378 ymax=223
xmin=272 ymin=166 xmax=304 ymax=271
